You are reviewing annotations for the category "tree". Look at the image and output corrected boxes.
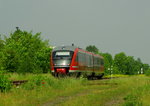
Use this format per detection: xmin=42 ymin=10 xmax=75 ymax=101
xmin=125 ymin=56 xmax=137 ymax=75
xmin=3 ymin=29 xmax=52 ymax=73
xmin=101 ymin=53 xmax=113 ymax=75
xmin=113 ymin=52 xmax=147 ymax=75
xmin=132 ymin=59 xmax=142 ymax=74
xmin=86 ymin=45 xmax=99 ymax=54
xmin=143 ymin=64 xmax=149 ymax=73
xmin=0 ymin=35 xmax=5 ymax=71
xmin=114 ymin=52 xmax=127 ymax=74
xmin=0 ymin=35 xmax=4 ymax=50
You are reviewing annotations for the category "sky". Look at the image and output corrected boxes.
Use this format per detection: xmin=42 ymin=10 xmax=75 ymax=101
xmin=0 ymin=0 xmax=150 ymax=64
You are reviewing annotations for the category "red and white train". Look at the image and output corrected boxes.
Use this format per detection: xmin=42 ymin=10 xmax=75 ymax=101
xmin=50 ymin=45 xmax=104 ymax=78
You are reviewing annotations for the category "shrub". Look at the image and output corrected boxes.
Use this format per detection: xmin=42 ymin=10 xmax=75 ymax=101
xmin=4 ymin=30 xmax=52 ymax=73
xmin=21 ymin=74 xmax=87 ymax=90
xmin=22 ymin=75 xmax=48 ymax=90
xmin=0 ymin=71 xmax=12 ymax=92
xmin=145 ymin=69 xmax=150 ymax=76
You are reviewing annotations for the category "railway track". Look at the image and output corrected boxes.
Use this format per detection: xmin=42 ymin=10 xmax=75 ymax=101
xmin=11 ymin=77 xmax=117 ymax=86
xmin=12 ymin=80 xmax=28 ymax=86
xmin=87 ymin=76 xmax=118 ymax=80
xmin=101 ymin=77 xmax=118 ymax=80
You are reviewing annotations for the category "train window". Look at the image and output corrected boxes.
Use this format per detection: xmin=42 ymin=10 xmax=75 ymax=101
xmin=77 ymin=52 xmax=81 ymax=62
xmin=75 ymin=53 xmax=78 ymax=62
xmin=94 ymin=56 xmax=101 ymax=66
xmin=94 ymin=57 xmax=97 ymax=65
xmin=78 ymin=52 xmax=83 ymax=62
xmin=78 ymin=52 xmax=85 ymax=64
xmin=98 ymin=59 xmax=100 ymax=65
xmin=101 ymin=59 xmax=104 ymax=65
xmin=82 ymin=53 xmax=86 ymax=63
xmin=90 ymin=55 xmax=93 ymax=66
xmin=86 ymin=54 xmax=90 ymax=67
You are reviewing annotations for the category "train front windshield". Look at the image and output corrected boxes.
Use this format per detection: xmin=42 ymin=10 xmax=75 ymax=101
xmin=52 ymin=51 xmax=74 ymax=66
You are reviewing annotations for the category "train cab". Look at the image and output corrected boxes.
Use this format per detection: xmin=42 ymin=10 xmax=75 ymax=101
xmin=51 ymin=46 xmax=76 ymax=76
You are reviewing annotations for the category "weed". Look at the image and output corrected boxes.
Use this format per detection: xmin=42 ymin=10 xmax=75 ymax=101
xmin=123 ymin=94 xmax=142 ymax=106
xmin=22 ymin=75 xmax=48 ymax=90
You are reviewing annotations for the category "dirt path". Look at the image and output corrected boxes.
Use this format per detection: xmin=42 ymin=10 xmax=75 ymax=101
xmin=43 ymin=89 xmax=95 ymax=106
xmin=43 ymin=81 xmax=120 ymax=106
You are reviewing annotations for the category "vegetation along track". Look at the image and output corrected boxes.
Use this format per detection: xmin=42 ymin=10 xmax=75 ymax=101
xmin=6 ymin=75 xmax=137 ymax=106
xmin=11 ymin=76 xmax=116 ymax=86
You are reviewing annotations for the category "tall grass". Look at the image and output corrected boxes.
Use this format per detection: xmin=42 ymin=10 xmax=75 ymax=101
xmin=60 ymin=76 xmax=150 ymax=106
xmin=1 ymin=74 xmax=150 ymax=106
xmin=123 ymin=76 xmax=150 ymax=106
xmin=0 ymin=74 xmax=87 ymax=106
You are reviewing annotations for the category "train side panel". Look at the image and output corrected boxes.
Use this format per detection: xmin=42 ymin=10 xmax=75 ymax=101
xmin=69 ymin=48 xmax=79 ymax=72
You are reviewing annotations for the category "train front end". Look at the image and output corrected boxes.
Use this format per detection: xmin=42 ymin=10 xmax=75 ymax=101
xmin=51 ymin=46 xmax=76 ymax=76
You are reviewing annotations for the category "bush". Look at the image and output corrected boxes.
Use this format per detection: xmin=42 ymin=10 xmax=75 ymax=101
xmin=21 ymin=74 xmax=87 ymax=90
xmin=145 ymin=69 xmax=150 ymax=76
xmin=22 ymin=75 xmax=58 ymax=90
xmin=0 ymin=71 xmax=12 ymax=92
xmin=22 ymin=75 xmax=48 ymax=90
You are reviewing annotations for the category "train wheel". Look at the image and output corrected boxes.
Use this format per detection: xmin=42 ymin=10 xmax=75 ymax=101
xmin=54 ymin=72 xmax=58 ymax=77
xmin=88 ymin=72 xmax=95 ymax=80
xmin=97 ymin=73 xmax=104 ymax=79
xmin=76 ymin=72 xmax=81 ymax=78
xmin=57 ymin=73 xmax=67 ymax=78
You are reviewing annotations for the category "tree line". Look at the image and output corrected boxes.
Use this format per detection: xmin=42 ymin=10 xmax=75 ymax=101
xmin=86 ymin=45 xmax=150 ymax=75
xmin=0 ymin=29 xmax=149 ymax=75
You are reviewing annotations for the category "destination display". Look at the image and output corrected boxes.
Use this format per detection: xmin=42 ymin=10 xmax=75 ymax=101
xmin=56 ymin=52 xmax=70 ymax=56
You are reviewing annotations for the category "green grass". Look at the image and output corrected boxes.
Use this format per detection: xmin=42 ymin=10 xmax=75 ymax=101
xmin=8 ymin=73 xmax=52 ymax=80
xmin=0 ymin=74 xmax=150 ymax=106
xmin=104 ymin=74 xmax=129 ymax=78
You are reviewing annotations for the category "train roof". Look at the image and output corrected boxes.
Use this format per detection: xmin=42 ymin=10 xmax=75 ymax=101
xmin=52 ymin=45 xmax=78 ymax=52
xmin=52 ymin=45 xmax=103 ymax=59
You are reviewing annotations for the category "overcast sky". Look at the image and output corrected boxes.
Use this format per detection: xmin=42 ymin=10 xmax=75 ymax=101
xmin=0 ymin=0 xmax=150 ymax=64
